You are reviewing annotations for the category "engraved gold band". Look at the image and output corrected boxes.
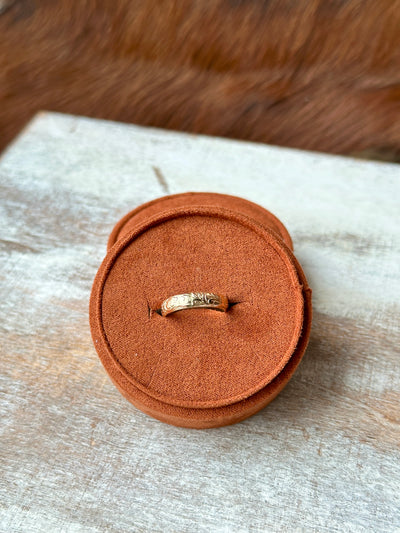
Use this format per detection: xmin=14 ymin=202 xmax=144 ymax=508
xmin=161 ymin=292 xmax=229 ymax=317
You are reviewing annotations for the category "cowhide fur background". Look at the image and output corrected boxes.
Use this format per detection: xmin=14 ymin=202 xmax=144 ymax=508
xmin=1 ymin=0 xmax=399 ymax=160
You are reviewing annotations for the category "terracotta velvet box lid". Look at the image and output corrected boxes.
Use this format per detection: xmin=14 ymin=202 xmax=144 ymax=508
xmin=90 ymin=193 xmax=312 ymax=428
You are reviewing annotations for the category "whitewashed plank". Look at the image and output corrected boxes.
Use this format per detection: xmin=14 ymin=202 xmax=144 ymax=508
xmin=0 ymin=112 xmax=399 ymax=533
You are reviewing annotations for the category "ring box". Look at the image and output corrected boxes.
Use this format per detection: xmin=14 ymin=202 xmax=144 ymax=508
xmin=90 ymin=192 xmax=312 ymax=428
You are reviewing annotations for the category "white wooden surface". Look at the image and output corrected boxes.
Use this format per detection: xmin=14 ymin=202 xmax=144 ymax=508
xmin=0 ymin=112 xmax=399 ymax=533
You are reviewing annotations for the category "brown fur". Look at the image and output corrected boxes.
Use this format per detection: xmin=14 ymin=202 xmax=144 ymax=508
xmin=1 ymin=0 xmax=400 ymax=159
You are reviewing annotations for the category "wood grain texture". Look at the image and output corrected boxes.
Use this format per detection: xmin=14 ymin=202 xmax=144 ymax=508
xmin=0 ymin=112 xmax=399 ymax=532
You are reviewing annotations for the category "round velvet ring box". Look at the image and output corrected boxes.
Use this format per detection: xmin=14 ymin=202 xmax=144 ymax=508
xmin=90 ymin=199 xmax=312 ymax=429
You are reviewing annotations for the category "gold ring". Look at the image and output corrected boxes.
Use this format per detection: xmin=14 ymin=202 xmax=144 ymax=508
xmin=161 ymin=292 xmax=229 ymax=317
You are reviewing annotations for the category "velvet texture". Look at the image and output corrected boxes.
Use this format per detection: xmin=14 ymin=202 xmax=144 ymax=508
xmin=90 ymin=194 xmax=312 ymax=428
xmin=107 ymin=192 xmax=293 ymax=250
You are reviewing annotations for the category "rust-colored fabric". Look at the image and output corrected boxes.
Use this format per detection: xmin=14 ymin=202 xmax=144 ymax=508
xmin=108 ymin=192 xmax=293 ymax=250
xmin=104 ymin=277 xmax=311 ymax=429
xmin=90 ymin=195 xmax=312 ymax=428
